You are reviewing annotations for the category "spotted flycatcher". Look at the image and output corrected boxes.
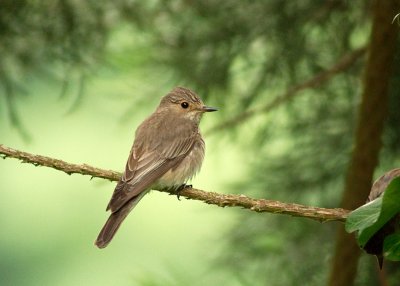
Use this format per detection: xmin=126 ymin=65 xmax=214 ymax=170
xmin=95 ymin=87 xmax=217 ymax=248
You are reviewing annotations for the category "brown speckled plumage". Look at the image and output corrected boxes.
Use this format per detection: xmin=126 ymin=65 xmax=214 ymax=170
xmin=95 ymin=87 xmax=217 ymax=248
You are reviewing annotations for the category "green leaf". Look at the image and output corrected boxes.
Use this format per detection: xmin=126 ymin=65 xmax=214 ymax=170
xmin=345 ymin=177 xmax=400 ymax=247
xmin=345 ymin=198 xmax=382 ymax=233
xmin=383 ymin=233 xmax=400 ymax=261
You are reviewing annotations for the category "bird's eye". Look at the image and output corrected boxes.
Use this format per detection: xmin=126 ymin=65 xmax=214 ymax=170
xmin=181 ymin=102 xmax=189 ymax=109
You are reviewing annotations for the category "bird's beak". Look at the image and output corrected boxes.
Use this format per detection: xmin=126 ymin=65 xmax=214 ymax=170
xmin=202 ymin=106 xmax=218 ymax=112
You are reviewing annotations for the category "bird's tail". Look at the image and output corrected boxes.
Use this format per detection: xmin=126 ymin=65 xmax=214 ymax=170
xmin=95 ymin=192 xmax=146 ymax=248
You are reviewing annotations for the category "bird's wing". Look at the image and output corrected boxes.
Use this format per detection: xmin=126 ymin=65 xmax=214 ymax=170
xmin=107 ymin=130 xmax=198 ymax=213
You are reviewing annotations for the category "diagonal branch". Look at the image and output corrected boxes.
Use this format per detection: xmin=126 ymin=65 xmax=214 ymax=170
xmin=205 ymin=47 xmax=367 ymax=136
xmin=0 ymin=144 xmax=349 ymax=222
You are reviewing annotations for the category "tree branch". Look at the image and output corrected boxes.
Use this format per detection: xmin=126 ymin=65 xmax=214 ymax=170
xmin=205 ymin=47 xmax=367 ymax=136
xmin=0 ymin=144 xmax=349 ymax=222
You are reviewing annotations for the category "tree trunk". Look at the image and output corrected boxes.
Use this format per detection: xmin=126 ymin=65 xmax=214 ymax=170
xmin=328 ymin=1 xmax=400 ymax=286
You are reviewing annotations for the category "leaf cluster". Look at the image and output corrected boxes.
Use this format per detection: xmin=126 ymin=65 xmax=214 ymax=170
xmin=346 ymin=176 xmax=400 ymax=267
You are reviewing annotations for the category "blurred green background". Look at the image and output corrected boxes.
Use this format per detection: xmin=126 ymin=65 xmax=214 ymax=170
xmin=0 ymin=43 xmax=247 ymax=285
xmin=1 ymin=1 xmax=400 ymax=285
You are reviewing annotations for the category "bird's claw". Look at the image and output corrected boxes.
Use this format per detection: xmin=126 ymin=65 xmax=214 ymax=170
xmin=175 ymin=184 xmax=192 ymax=200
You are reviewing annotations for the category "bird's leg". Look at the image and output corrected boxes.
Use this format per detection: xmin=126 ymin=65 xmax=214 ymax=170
xmin=175 ymin=184 xmax=192 ymax=200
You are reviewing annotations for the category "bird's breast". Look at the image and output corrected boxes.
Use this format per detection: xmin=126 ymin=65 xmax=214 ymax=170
xmin=156 ymin=137 xmax=205 ymax=188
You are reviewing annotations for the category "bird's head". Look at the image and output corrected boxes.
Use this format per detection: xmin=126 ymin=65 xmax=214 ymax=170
xmin=158 ymin=87 xmax=218 ymax=123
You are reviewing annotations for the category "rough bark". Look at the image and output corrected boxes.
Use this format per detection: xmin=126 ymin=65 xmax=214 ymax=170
xmin=0 ymin=144 xmax=349 ymax=222
xmin=328 ymin=1 xmax=400 ymax=285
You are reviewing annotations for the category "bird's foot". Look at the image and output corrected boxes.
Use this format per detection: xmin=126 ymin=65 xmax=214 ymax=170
xmin=175 ymin=184 xmax=192 ymax=200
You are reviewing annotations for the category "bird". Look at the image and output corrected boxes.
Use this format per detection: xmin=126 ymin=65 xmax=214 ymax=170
xmin=95 ymin=87 xmax=217 ymax=248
